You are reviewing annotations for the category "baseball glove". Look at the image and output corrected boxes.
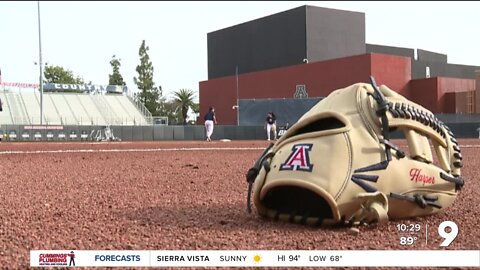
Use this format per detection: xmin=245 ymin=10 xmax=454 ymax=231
xmin=246 ymin=76 xmax=464 ymax=226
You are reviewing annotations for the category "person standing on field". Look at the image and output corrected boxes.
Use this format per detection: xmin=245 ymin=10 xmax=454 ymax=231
xmin=204 ymin=106 xmax=217 ymax=142
xmin=265 ymin=112 xmax=277 ymax=141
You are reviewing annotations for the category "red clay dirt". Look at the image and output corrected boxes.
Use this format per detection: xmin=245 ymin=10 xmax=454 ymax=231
xmin=0 ymin=139 xmax=478 ymax=269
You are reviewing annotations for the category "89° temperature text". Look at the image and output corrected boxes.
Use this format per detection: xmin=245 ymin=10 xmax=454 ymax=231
xmin=400 ymin=236 xmax=418 ymax=245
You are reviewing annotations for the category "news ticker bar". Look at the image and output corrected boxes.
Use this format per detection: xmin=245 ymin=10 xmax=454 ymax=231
xmin=31 ymin=250 xmax=480 ymax=267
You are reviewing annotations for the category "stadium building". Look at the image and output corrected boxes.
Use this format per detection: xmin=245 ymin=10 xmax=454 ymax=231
xmin=199 ymin=5 xmax=480 ymax=126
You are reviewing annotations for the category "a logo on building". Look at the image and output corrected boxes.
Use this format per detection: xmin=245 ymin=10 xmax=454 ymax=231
xmin=294 ymin=85 xmax=308 ymax=99
xmin=280 ymin=144 xmax=314 ymax=172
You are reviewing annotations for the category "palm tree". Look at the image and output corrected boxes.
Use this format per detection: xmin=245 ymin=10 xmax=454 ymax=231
xmin=173 ymin=89 xmax=196 ymax=125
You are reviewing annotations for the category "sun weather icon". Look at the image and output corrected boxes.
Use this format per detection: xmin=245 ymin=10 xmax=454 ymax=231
xmin=253 ymin=254 xmax=262 ymax=263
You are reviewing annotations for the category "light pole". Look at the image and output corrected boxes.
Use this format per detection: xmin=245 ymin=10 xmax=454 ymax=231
xmin=235 ymin=65 xmax=239 ymax=126
xmin=37 ymin=0 xmax=44 ymax=125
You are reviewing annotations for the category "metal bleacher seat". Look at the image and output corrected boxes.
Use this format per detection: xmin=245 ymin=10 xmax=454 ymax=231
xmin=20 ymin=91 xmax=40 ymax=123
xmin=1 ymin=90 xmax=149 ymax=126
xmin=63 ymin=94 xmax=91 ymax=125
xmin=5 ymin=92 xmax=29 ymax=124
xmin=113 ymin=95 xmax=149 ymax=125
xmin=49 ymin=94 xmax=78 ymax=125
xmin=0 ymin=92 xmax=13 ymax=125
xmin=103 ymin=95 xmax=132 ymax=125
xmin=76 ymin=94 xmax=107 ymax=125
xmin=42 ymin=94 xmax=62 ymax=125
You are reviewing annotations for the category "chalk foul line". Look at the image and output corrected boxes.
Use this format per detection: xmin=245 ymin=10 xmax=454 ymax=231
xmin=0 ymin=144 xmax=479 ymax=155
xmin=0 ymin=147 xmax=266 ymax=155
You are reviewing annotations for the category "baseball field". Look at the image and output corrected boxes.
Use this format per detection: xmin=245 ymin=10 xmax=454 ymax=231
xmin=0 ymin=139 xmax=478 ymax=268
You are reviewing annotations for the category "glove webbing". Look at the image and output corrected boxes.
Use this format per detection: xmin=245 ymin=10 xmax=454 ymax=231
xmin=369 ymin=76 xmax=459 ymax=171
xmin=385 ymin=99 xmax=464 ymax=190
xmin=388 ymin=102 xmax=446 ymax=138
xmin=387 ymin=104 xmax=463 ymax=168
xmin=369 ymin=76 xmax=394 ymax=162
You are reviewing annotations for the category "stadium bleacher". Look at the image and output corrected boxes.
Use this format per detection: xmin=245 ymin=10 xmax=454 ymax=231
xmin=0 ymin=91 xmax=150 ymax=126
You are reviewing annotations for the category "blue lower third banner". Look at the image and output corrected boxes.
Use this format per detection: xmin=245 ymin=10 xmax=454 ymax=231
xmin=30 ymin=250 xmax=480 ymax=267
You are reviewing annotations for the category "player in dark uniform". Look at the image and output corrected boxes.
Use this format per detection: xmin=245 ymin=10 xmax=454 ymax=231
xmin=264 ymin=112 xmax=277 ymax=141
xmin=204 ymin=106 xmax=217 ymax=142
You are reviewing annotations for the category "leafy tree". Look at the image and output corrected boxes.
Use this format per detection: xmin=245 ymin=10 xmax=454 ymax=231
xmin=133 ymin=40 xmax=162 ymax=116
xmin=44 ymin=65 xmax=84 ymax=84
xmin=172 ymin=89 xmax=196 ymax=125
xmin=190 ymin=102 xmax=199 ymax=114
xmin=108 ymin=55 xmax=126 ymax=86
xmin=161 ymin=100 xmax=182 ymax=125
xmin=190 ymin=102 xmax=199 ymax=124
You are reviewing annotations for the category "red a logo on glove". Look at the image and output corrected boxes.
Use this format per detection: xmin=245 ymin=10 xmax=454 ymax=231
xmin=280 ymin=144 xmax=314 ymax=172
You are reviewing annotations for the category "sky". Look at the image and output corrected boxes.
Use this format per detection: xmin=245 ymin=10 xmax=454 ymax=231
xmin=1 ymin=1 xmax=479 ymax=102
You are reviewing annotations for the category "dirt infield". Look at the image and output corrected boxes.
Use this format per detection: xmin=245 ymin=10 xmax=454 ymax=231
xmin=0 ymin=139 xmax=478 ymax=268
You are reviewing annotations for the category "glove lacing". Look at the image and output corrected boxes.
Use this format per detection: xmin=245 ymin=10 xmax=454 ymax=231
xmin=246 ymin=143 xmax=275 ymax=213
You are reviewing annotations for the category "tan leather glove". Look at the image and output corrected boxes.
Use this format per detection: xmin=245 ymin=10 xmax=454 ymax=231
xmin=246 ymin=77 xmax=464 ymax=226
